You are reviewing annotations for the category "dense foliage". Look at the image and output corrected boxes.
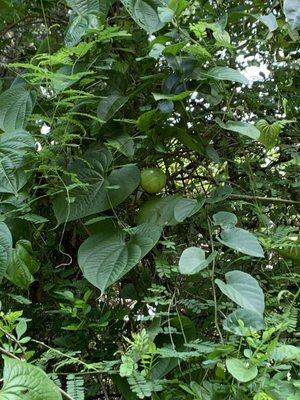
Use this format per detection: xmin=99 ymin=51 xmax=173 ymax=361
xmin=0 ymin=0 xmax=299 ymax=399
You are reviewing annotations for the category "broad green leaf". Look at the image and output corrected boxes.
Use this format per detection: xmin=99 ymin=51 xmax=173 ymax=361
xmin=53 ymin=147 xmax=140 ymax=223
xmin=258 ymin=13 xmax=278 ymax=31
xmin=226 ymin=358 xmax=258 ymax=382
xmin=157 ymin=6 xmax=174 ymax=23
xmin=137 ymin=110 xmax=159 ymax=132
xmin=151 ymin=126 xmax=205 ymax=155
xmin=163 ymin=41 xmax=187 ymax=56
xmin=65 ymin=14 xmax=98 ymax=47
xmin=97 ymin=95 xmax=129 ymax=122
xmin=216 ymin=118 xmax=261 ymax=140
xmin=106 ymin=133 xmax=135 ymax=158
xmin=153 ymin=91 xmax=191 ymax=101
xmin=121 ymin=0 xmax=166 ymax=33
xmin=6 ymin=240 xmax=40 ymax=290
xmin=272 ymin=345 xmax=300 ymax=363
xmin=174 ymin=198 xmax=205 ymax=222
xmin=100 ymin=0 xmax=112 ymax=17
xmin=213 ymin=212 xmax=237 ymax=229
xmin=218 ymin=227 xmax=264 ymax=258
xmin=223 ymin=308 xmax=265 ymax=336
xmin=78 ymin=223 xmax=161 ymax=293
xmin=0 ymin=222 xmax=12 ymax=282
xmin=284 ymin=0 xmax=300 ymax=29
xmin=0 ymin=130 xmax=35 ymax=195
xmin=0 ymin=357 xmax=62 ymax=399
xmin=179 ymin=247 xmax=215 ymax=275
xmin=0 ymin=85 xmax=33 ymax=133
xmin=206 ymin=185 xmax=233 ymax=204
xmin=137 ymin=195 xmax=203 ymax=226
xmin=215 ymin=270 xmax=265 ymax=316
xmin=203 ymin=67 xmax=248 ymax=84
xmin=66 ymin=0 xmax=99 ymax=15
xmin=183 ymin=44 xmax=212 ymax=60
xmin=256 ymin=119 xmax=283 ymax=150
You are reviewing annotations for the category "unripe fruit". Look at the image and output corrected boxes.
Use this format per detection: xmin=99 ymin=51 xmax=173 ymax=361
xmin=140 ymin=168 xmax=167 ymax=194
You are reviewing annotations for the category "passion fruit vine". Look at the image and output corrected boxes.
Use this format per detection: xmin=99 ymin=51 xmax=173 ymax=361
xmin=140 ymin=168 xmax=167 ymax=194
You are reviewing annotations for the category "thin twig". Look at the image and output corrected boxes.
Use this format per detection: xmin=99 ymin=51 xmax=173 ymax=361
xmin=0 ymin=346 xmax=19 ymax=360
xmin=0 ymin=326 xmax=26 ymax=359
xmin=229 ymin=194 xmax=300 ymax=205
xmin=207 ymin=218 xmax=223 ymax=342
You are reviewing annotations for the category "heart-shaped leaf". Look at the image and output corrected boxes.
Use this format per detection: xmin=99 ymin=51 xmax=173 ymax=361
xmin=223 ymin=308 xmax=265 ymax=336
xmin=215 ymin=270 xmax=265 ymax=316
xmin=213 ymin=212 xmax=237 ymax=229
xmin=53 ymin=147 xmax=140 ymax=223
xmin=218 ymin=227 xmax=264 ymax=258
xmin=179 ymin=247 xmax=215 ymax=275
xmin=78 ymin=223 xmax=161 ymax=293
xmin=137 ymin=195 xmax=203 ymax=226
xmin=226 ymin=358 xmax=258 ymax=382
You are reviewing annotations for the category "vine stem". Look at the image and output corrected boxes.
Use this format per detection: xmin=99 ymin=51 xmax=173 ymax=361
xmin=229 ymin=194 xmax=300 ymax=205
xmin=207 ymin=218 xmax=223 ymax=342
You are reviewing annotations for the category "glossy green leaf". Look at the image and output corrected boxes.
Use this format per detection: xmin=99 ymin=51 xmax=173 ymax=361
xmin=226 ymin=358 xmax=258 ymax=382
xmin=78 ymin=223 xmax=161 ymax=293
xmin=0 ymin=130 xmax=35 ymax=195
xmin=223 ymin=308 xmax=265 ymax=335
xmin=215 ymin=270 xmax=265 ymax=316
xmin=216 ymin=118 xmax=261 ymax=140
xmin=284 ymin=0 xmax=300 ymax=29
xmin=0 ymin=85 xmax=33 ymax=133
xmin=53 ymin=147 xmax=140 ymax=223
xmin=219 ymin=227 xmax=264 ymax=257
xmin=0 ymin=357 xmax=62 ymax=399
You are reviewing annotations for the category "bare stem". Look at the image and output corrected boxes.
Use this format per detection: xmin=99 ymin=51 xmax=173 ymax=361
xmin=207 ymin=218 xmax=223 ymax=342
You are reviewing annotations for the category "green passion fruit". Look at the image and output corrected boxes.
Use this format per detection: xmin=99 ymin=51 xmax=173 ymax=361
xmin=140 ymin=168 xmax=167 ymax=194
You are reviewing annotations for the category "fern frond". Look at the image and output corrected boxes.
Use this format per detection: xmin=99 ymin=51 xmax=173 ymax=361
xmin=66 ymin=374 xmax=85 ymax=400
